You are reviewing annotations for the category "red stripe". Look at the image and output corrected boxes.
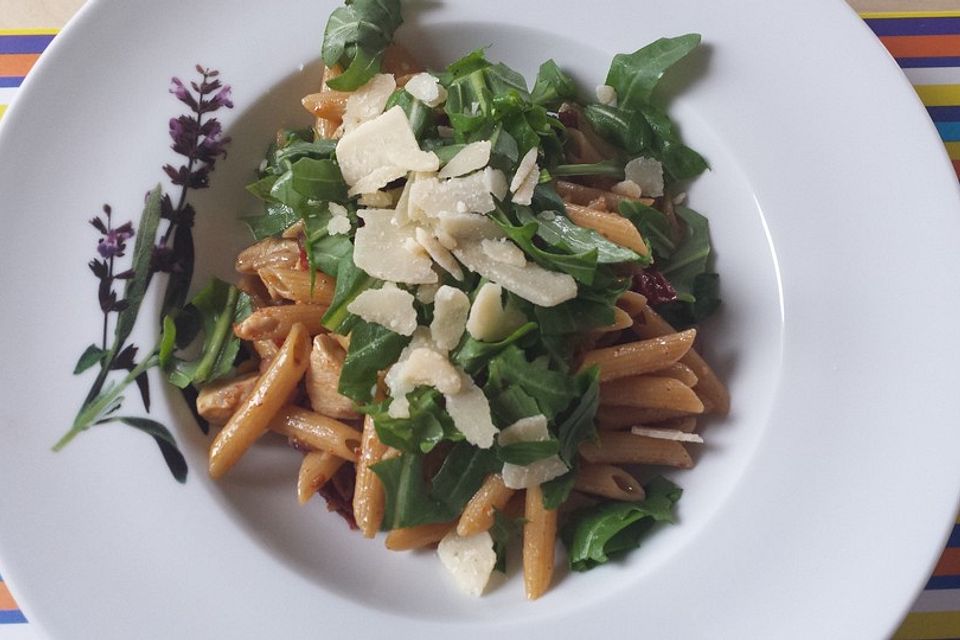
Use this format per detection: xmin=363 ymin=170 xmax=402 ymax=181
xmin=933 ymin=547 xmax=960 ymax=576
xmin=0 ymin=582 xmax=18 ymax=611
xmin=952 ymin=159 xmax=960 ymax=180
xmin=879 ymin=34 xmax=960 ymax=58
xmin=0 ymin=53 xmax=39 ymax=76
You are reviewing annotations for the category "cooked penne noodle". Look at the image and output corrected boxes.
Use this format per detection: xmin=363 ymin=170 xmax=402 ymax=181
xmin=195 ymin=372 xmax=259 ymax=424
xmin=591 ymin=306 xmax=634 ymax=334
xmin=634 ymin=308 xmax=730 ymax=415
xmin=649 ymin=415 xmax=698 ymax=433
xmin=523 ymin=485 xmax=558 ymax=601
xmin=385 ymin=521 xmax=456 ymax=551
xmin=252 ymin=339 xmax=280 ymax=366
xmin=574 ymin=463 xmax=645 ymax=502
xmin=565 ymin=203 xmax=649 ymax=257
xmin=302 ymin=90 xmax=350 ymax=120
xmin=316 ymin=117 xmax=340 ymax=139
xmin=382 ymin=43 xmax=424 ymax=76
xmin=599 ymin=375 xmax=704 ymax=413
xmin=556 ymin=180 xmax=655 ymax=210
xmin=297 ymin=451 xmax=345 ymax=505
xmin=258 ymin=266 xmax=337 ymax=305
xmin=579 ymin=432 xmax=694 ymax=468
xmin=457 ymin=474 xmax=516 ymax=537
xmin=208 ymin=322 xmax=311 ymax=479
xmin=596 ymin=405 xmax=694 ymax=430
xmin=652 ymin=362 xmax=699 ymax=388
xmin=580 ymin=329 xmax=696 ymax=382
xmin=354 ymin=412 xmax=389 ymax=538
xmin=616 ymin=290 xmax=648 ymax=317
xmin=235 ymin=237 xmax=301 ymax=275
xmin=236 ymin=273 xmax=272 ymax=309
xmin=268 ymin=405 xmax=362 ymax=462
xmin=234 ymin=303 xmax=329 ymax=341
xmin=564 ymin=128 xmax=608 ymax=164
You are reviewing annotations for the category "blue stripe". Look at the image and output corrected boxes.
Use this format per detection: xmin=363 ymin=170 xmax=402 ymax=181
xmin=0 ymin=34 xmax=54 ymax=54
xmin=947 ymin=524 xmax=960 ymax=548
xmin=935 ymin=122 xmax=960 ymax=141
xmin=897 ymin=56 xmax=960 ymax=68
xmin=925 ymin=575 xmax=960 ymax=590
xmin=0 ymin=610 xmax=26 ymax=624
xmin=0 ymin=77 xmax=23 ymax=88
xmin=865 ymin=16 xmax=960 ymax=36
xmin=928 ymin=106 xmax=960 ymax=122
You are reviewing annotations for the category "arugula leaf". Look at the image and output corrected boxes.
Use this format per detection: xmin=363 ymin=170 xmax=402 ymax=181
xmin=308 ymin=233 xmax=354 ymax=278
xmin=241 ymin=202 xmax=299 ymax=241
xmin=431 ymin=442 xmax=502 ymax=513
xmin=110 ymin=417 xmax=187 ymax=483
xmin=551 ymin=160 xmax=626 ymax=179
xmin=530 ymin=59 xmax=578 ymax=106
xmin=562 ymin=476 xmax=682 ymax=571
xmin=533 ymin=270 xmax=629 ymax=336
xmin=487 ymin=346 xmax=575 ymax=421
xmin=162 ymin=280 xmax=252 ymax=389
xmin=555 ymin=367 xmax=600 ymax=466
xmin=488 ymin=386 xmax=541 ymax=427
xmin=490 ymin=510 xmax=524 ymax=572
xmin=640 ymin=105 xmax=708 ymax=181
xmin=523 ymin=208 xmax=644 ymax=265
xmin=370 ymin=388 xmax=460 ymax=453
xmin=619 ymin=200 xmax=676 ymax=260
xmin=321 ymin=246 xmax=379 ymax=333
xmin=498 ymin=440 xmax=560 ymax=465
xmin=385 ymin=89 xmax=436 ymax=140
xmin=659 ymin=206 xmax=712 ymax=300
xmin=451 ymin=321 xmax=537 ymax=375
xmin=605 ymin=34 xmax=701 ymax=111
xmin=339 ymin=320 xmax=410 ymax=403
xmin=322 ymin=0 xmax=403 ymax=91
xmin=541 ymin=468 xmax=576 ymax=509
xmin=271 ymin=158 xmax=347 ymax=207
xmin=655 ymin=272 xmax=720 ymax=329
xmin=486 ymin=62 xmax=530 ymax=100
xmin=372 ymin=453 xmax=454 ymax=529
xmin=583 ymin=104 xmax=649 ymax=154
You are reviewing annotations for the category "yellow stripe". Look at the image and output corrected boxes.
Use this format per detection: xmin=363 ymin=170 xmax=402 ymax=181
xmin=0 ymin=29 xmax=58 ymax=36
xmin=894 ymin=611 xmax=960 ymax=639
xmin=859 ymin=10 xmax=960 ymax=19
xmin=914 ymin=85 xmax=960 ymax=107
xmin=0 ymin=105 xmax=7 ymax=120
xmin=943 ymin=142 xmax=960 ymax=160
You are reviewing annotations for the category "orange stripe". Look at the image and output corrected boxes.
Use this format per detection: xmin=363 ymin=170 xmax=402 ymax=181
xmin=880 ymin=34 xmax=960 ymax=58
xmin=0 ymin=53 xmax=40 ymax=77
xmin=952 ymin=160 xmax=960 ymax=180
xmin=933 ymin=547 xmax=960 ymax=576
xmin=0 ymin=581 xmax=19 ymax=611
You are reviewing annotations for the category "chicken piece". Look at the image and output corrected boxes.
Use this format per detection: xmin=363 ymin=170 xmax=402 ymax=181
xmin=196 ymin=373 xmax=259 ymax=424
xmin=306 ymin=335 xmax=360 ymax=420
xmin=234 ymin=237 xmax=300 ymax=274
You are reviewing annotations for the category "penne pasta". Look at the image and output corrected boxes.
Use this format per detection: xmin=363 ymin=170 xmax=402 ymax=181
xmin=457 ymin=474 xmax=516 ymax=537
xmin=234 ymin=304 xmax=329 ymax=341
xmin=234 ymin=237 xmax=300 ymax=275
xmin=302 ymin=90 xmax=350 ymax=120
xmin=236 ymin=273 xmax=272 ymax=309
xmin=354 ymin=412 xmax=389 ymax=538
xmin=652 ymin=362 xmax=699 ymax=388
xmin=600 ymin=375 xmax=705 ymax=414
xmin=596 ymin=405 xmax=694 ymax=430
xmin=523 ymin=485 xmax=558 ymax=601
xmin=634 ymin=308 xmax=731 ymax=415
xmin=382 ymin=43 xmax=424 ymax=76
xmin=208 ymin=322 xmax=311 ymax=479
xmin=556 ymin=179 xmax=655 ymax=210
xmin=579 ymin=432 xmax=694 ymax=468
xmin=574 ymin=463 xmax=645 ymax=502
xmin=616 ymin=290 xmax=648 ymax=317
xmin=591 ymin=306 xmax=634 ymax=334
xmin=268 ymin=405 xmax=362 ymax=462
xmin=258 ymin=266 xmax=337 ymax=305
xmin=649 ymin=415 xmax=698 ymax=433
xmin=565 ymin=203 xmax=649 ymax=257
xmin=580 ymin=329 xmax=696 ymax=382
xmin=385 ymin=521 xmax=456 ymax=551
xmin=297 ymin=451 xmax=345 ymax=505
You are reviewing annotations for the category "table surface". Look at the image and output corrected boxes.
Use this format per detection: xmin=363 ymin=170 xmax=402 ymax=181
xmin=3 ymin=1 xmax=960 ymax=639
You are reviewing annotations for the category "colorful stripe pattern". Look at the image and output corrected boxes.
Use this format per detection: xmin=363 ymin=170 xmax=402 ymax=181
xmin=2 ymin=12 xmax=960 ymax=638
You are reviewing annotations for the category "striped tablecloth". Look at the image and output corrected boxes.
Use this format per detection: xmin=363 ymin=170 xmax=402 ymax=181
xmin=2 ymin=10 xmax=960 ymax=640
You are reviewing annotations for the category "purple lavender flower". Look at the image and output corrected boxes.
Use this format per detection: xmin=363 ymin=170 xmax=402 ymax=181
xmin=165 ymin=67 xmax=234 ymax=190
xmin=96 ymin=221 xmax=134 ymax=258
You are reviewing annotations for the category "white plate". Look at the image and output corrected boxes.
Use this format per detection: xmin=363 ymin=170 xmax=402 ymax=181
xmin=1 ymin=0 xmax=958 ymax=638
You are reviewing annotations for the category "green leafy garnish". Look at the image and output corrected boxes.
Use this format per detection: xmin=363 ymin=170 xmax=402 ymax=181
xmin=605 ymin=34 xmax=701 ymax=111
xmin=369 ymin=387 xmax=460 ymax=453
xmin=322 ymin=0 xmax=403 ymax=91
xmin=530 ymin=59 xmax=578 ymax=106
xmin=338 ymin=320 xmax=410 ymax=403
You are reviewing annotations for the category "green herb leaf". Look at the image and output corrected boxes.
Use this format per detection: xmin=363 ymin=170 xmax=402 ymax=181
xmin=541 ymin=468 xmax=576 ymax=509
xmin=371 ymin=387 xmax=460 ymax=453
xmin=528 ymin=209 xmax=644 ymax=265
xmin=111 ymin=416 xmax=187 ymax=483
xmin=339 ymin=320 xmax=411 ymax=403
xmin=562 ymin=476 xmax=682 ymax=571
xmin=488 ymin=386 xmax=542 ymax=428
xmin=241 ymin=202 xmax=299 ymax=241
xmin=583 ymin=103 xmax=650 ymax=154
xmin=74 ymin=344 xmax=107 ymax=375
xmin=371 ymin=453 xmax=455 ymax=529
xmin=322 ymin=0 xmax=403 ymax=91
xmin=618 ymin=200 xmax=676 ymax=260
xmin=659 ymin=206 xmax=712 ymax=300
xmin=530 ymin=59 xmax=577 ymax=106
xmin=431 ymin=442 xmax=502 ymax=514
xmin=555 ymin=367 xmax=600 ymax=466
xmin=451 ymin=321 xmax=538 ymax=375
xmin=640 ymin=105 xmax=708 ymax=181
xmin=656 ymin=272 xmax=721 ymax=329
xmin=605 ymin=34 xmax=701 ymax=111
xmin=487 ymin=346 xmax=575 ymax=421
xmin=113 ymin=185 xmax=163 ymax=350
xmin=385 ymin=89 xmax=436 ymax=140
xmin=490 ymin=509 xmax=524 ymax=572
xmin=321 ymin=246 xmax=379 ymax=333
xmin=498 ymin=439 xmax=560 ymax=465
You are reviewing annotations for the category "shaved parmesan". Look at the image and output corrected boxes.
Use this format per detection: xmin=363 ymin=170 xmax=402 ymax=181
xmin=437 ymin=530 xmax=496 ymax=597
xmin=430 ymin=286 xmax=470 ymax=351
xmin=481 ymin=238 xmax=526 ymax=268
xmin=349 ymin=165 xmax=408 ymax=198
xmin=359 ymin=190 xmax=394 ymax=208
xmin=624 ymin=157 xmax=664 ymax=198
xmin=512 ymin=164 xmax=538 ymax=206
xmin=612 ymin=179 xmax=643 ymax=199
xmin=465 ymin=282 xmax=527 ymax=342
xmin=342 ymin=74 xmax=397 ymax=132
xmin=445 ymin=372 xmax=497 ymax=449
xmin=415 ymin=227 xmax=463 ymax=280
xmin=353 ymin=209 xmax=437 ymax=284
xmin=509 ymin=147 xmax=539 ymax=193
xmin=497 ymin=414 xmax=549 ymax=446
xmin=436 ymin=212 xmax=504 ymax=243
xmin=416 ymin=283 xmax=440 ymax=304
xmin=630 ymin=427 xmax=704 ymax=443
xmin=438 ymin=141 xmax=492 ymax=179
xmin=336 ymin=106 xmax=439 ymax=192
xmin=409 ymin=171 xmax=497 ymax=219
xmin=404 ymin=72 xmax=448 ymax=108
xmin=502 ymin=456 xmax=569 ymax=489
xmin=328 ymin=202 xmax=348 ymax=217
xmin=391 ymin=347 xmax=462 ymax=395
xmin=346 ymin=283 xmax=418 ymax=336
xmin=327 ymin=216 xmax=351 ymax=235
xmin=454 ymin=241 xmax=577 ymax=307
xmin=484 ymin=167 xmax=509 ymax=201
xmin=595 ymin=84 xmax=618 ymax=107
